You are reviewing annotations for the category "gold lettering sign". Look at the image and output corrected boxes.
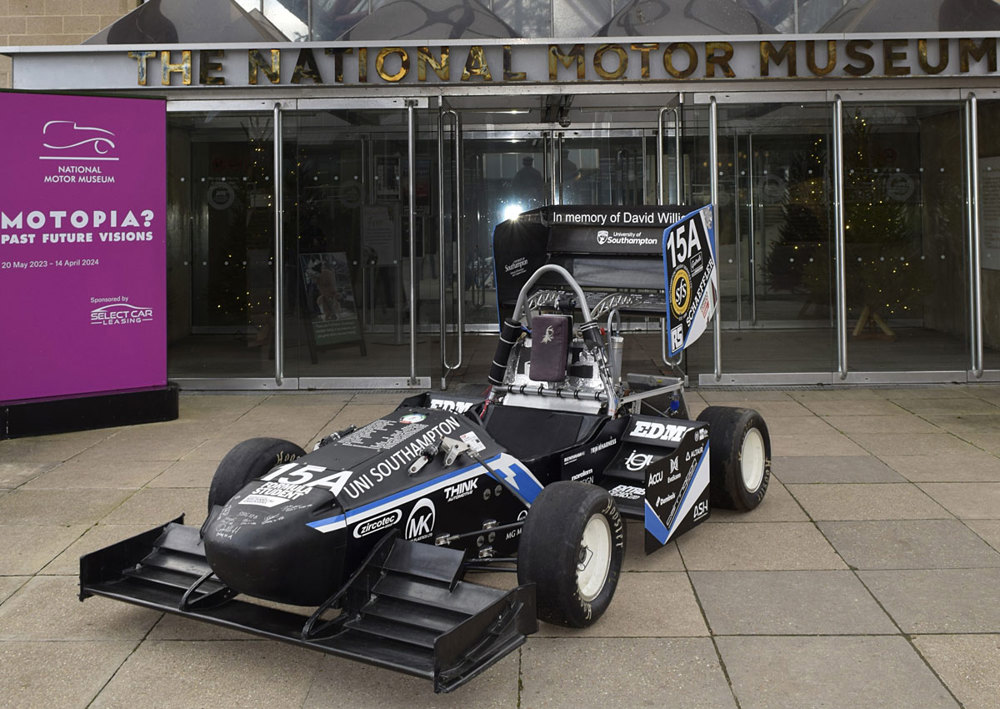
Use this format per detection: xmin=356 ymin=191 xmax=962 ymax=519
xmin=503 ymin=45 xmax=525 ymax=81
xmin=248 ymin=49 xmax=280 ymax=84
xmin=462 ymin=46 xmax=492 ymax=81
xmin=705 ymin=42 xmax=735 ymax=78
xmin=325 ymin=48 xmax=351 ymax=83
xmin=161 ymin=50 xmax=192 ymax=85
xmin=960 ymin=38 xmax=997 ymax=72
xmin=549 ymin=44 xmax=585 ymax=80
xmin=883 ymin=39 xmax=910 ymax=76
xmin=376 ymin=47 xmax=409 ymax=82
xmin=760 ymin=41 xmax=796 ymax=77
xmin=291 ymin=48 xmax=322 ymax=84
xmin=128 ymin=50 xmax=156 ymax=86
xmin=918 ymin=39 xmax=948 ymax=74
xmin=631 ymin=43 xmax=659 ymax=79
xmin=594 ymin=44 xmax=628 ymax=80
xmin=806 ymin=40 xmax=836 ymax=76
xmin=199 ymin=49 xmax=224 ymax=85
xmin=844 ymin=39 xmax=875 ymax=76
xmin=663 ymin=42 xmax=697 ymax=79
xmin=418 ymin=46 xmax=449 ymax=81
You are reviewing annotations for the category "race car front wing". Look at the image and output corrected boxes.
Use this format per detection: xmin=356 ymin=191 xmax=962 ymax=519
xmin=80 ymin=518 xmax=537 ymax=693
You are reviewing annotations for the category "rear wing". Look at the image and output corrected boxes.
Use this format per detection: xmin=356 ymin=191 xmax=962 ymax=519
xmin=492 ymin=204 xmax=717 ymax=355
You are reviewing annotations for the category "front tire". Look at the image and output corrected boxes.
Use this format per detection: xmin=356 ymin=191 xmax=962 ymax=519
xmin=517 ymin=482 xmax=625 ymax=627
xmin=696 ymin=406 xmax=770 ymax=511
xmin=207 ymin=437 xmax=305 ymax=511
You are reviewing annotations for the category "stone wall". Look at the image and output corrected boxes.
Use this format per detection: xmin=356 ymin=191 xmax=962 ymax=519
xmin=1 ymin=0 xmax=137 ymax=87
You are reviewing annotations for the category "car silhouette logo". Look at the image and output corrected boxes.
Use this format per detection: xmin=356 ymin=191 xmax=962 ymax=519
xmin=42 ymin=121 xmax=117 ymax=159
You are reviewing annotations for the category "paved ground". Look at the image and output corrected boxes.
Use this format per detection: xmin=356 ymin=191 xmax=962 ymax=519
xmin=2 ymin=385 xmax=1000 ymax=708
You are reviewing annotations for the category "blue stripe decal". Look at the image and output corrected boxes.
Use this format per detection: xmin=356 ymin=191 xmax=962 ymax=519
xmin=644 ymin=499 xmax=670 ymax=544
xmin=307 ymin=454 xmax=503 ymax=530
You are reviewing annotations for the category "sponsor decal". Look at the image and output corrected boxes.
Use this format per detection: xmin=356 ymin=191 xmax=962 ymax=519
xmin=562 ymin=450 xmax=585 ymax=465
xmin=405 ymin=498 xmax=436 ymax=540
xmin=90 ymin=302 xmax=154 ymax=326
xmin=608 ymin=484 xmax=644 ymax=501
xmin=541 ymin=325 xmax=555 ymax=344
xmin=239 ymin=480 xmax=313 ymax=508
xmin=399 ymin=413 xmax=427 ymax=424
xmin=444 ymin=478 xmax=478 ymax=502
xmin=692 ymin=499 xmax=710 ymax=520
xmin=352 ymin=509 xmax=402 ymax=538
xmin=631 ymin=421 xmax=688 ymax=443
xmin=459 ymin=430 xmax=486 ymax=453
xmin=589 ymin=438 xmax=617 ymax=454
xmin=667 ymin=472 xmax=681 ymax=484
xmin=648 ymin=470 xmax=664 ymax=486
xmin=655 ymin=493 xmax=676 ymax=507
xmin=695 ymin=427 xmax=709 ymax=442
xmin=260 ymin=462 xmax=355 ymax=497
xmin=571 ymin=468 xmax=594 ymax=481
xmin=429 ymin=398 xmax=475 ymax=414
xmin=625 ymin=450 xmax=654 ymax=472
xmin=670 ymin=323 xmax=684 ymax=352
xmin=504 ymin=256 xmax=528 ymax=277
xmin=597 ymin=231 xmax=659 ymax=247
xmin=596 ymin=229 xmax=609 ymax=244
xmin=670 ymin=266 xmax=692 ymax=318
xmin=685 ymin=444 xmax=706 ymax=462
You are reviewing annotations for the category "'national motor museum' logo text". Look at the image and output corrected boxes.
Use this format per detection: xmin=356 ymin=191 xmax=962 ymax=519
xmin=90 ymin=300 xmax=153 ymax=326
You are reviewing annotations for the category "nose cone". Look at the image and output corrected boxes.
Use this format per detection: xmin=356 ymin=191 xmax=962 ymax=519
xmin=203 ymin=481 xmax=346 ymax=606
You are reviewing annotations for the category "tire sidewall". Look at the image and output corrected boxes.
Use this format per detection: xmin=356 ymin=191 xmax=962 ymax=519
xmin=517 ymin=482 xmax=626 ymax=627
xmin=730 ymin=413 xmax=770 ymax=508
xmin=208 ymin=437 xmax=305 ymax=511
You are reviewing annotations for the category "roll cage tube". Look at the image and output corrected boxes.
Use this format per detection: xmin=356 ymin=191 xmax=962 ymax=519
xmin=512 ymin=264 xmax=593 ymax=327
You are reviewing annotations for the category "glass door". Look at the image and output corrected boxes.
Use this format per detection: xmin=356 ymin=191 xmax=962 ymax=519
xmin=976 ymin=99 xmax=1000 ymax=374
xmin=166 ymin=110 xmax=277 ymax=380
xmin=841 ymin=102 xmax=968 ymax=374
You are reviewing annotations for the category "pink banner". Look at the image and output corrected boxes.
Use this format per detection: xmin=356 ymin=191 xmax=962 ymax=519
xmin=0 ymin=92 xmax=166 ymax=402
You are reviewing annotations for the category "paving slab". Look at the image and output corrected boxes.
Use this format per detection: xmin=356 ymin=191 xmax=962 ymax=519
xmin=40 ymin=523 xmax=161 ymax=576
xmin=822 ymin=413 xmax=942 ymax=434
xmin=0 ymin=640 xmax=138 ymax=709
xmin=0 ymin=577 xmax=28 ymax=605
xmin=535 ymin=572 xmax=708 ymax=638
xmin=521 ymin=638 xmax=737 ymax=709
xmin=0 ymin=461 xmax=58 ymax=490
xmin=755 ymin=415 xmax=838 ymax=436
xmin=795 ymin=399 xmax=907 ymax=416
xmin=881 ymin=451 xmax=1000 ymax=482
xmin=690 ymin=570 xmax=896 ymax=635
xmin=0 ymin=488 xmax=133 ymax=526
xmin=965 ymin=519 xmax=1000 ymax=552
xmin=772 ymin=455 xmax=904 ymax=484
xmin=845 ymin=432 xmax=981 ymax=457
xmin=91 ymin=640 xmax=321 ymax=709
xmin=717 ymin=636 xmax=958 ymax=709
xmin=859 ymin=568 xmax=1000 ymax=633
xmin=0 ymin=524 xmax=87 ymax=575
xmin=146 ymin=458 xmax=215 ymax=488
xmin=770 ymin=432 xmax=869 ymax=457
xmin=303 ymin=650 xmax=519 ymax=708
xmin=917 ymin=482 xmax=1000 ymax=519
xmin=0 ymin=576 xmax=160 ymax=641
xmin=913 ymin=634 xmax=1000 ymax=709
xmin=0 ymin=428 xmax=115 ymax=463
xmin=706 ymin=481 xmax=809 ymax=522
xmin=819 ymin=519 xmax=1000 ymax=569
xmin=21 ymin=458 xmax=170 ymax=490
xmin=891 ymin=397 xmax=999 ymax=415
xmin=786 ymin=483 xmax=951 ymax=520
xmin=98 ymin=487 xmax=209 ymax=526
xmin=677 ymin=522 xmax=845 ymax=571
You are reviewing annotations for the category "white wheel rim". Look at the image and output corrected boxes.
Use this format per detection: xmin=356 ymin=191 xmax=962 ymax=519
xmin=741 ymin=427 xmax=766 ymax=492
xmin=577 ymin=514 xmax=612 ymax=602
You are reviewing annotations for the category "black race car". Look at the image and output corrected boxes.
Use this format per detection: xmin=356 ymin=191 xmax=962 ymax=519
xmin=80 ymin=205 xmax=770 ymax=692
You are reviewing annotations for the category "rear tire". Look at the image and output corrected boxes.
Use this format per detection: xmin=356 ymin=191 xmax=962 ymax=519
xmin=207 ymin=437 xmax=305 ymax=511
xmin=696 ymin=406 xmax=770 ymax=511
xmin=517 ymin=481 xmax=625 ymax=627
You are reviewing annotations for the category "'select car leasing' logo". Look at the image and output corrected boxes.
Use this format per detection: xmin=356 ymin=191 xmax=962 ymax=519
xmin=90 ymin=303 xmax=153 ymax=326
xmin=41 ymin=121 xmax=118 ymax=161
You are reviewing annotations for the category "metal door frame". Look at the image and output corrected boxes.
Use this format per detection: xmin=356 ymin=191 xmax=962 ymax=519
xmin=167 ymin=97 xmax=431 ymax=390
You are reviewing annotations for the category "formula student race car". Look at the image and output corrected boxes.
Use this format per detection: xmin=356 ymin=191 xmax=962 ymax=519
xmin=80 ymin=205 xmax=770 ymax=693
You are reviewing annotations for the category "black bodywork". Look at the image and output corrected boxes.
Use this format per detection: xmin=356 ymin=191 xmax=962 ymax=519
xmin=80 ymin=205 xmax=750 ymax=693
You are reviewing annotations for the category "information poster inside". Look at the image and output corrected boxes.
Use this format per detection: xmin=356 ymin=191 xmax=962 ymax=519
xmin=299 ymin=252 xmax=362 ymax=347
xmin=0 ymin=92 xmax=166 ymax=402
xmin=979 ymin=156 xmax=1000 ymax=271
